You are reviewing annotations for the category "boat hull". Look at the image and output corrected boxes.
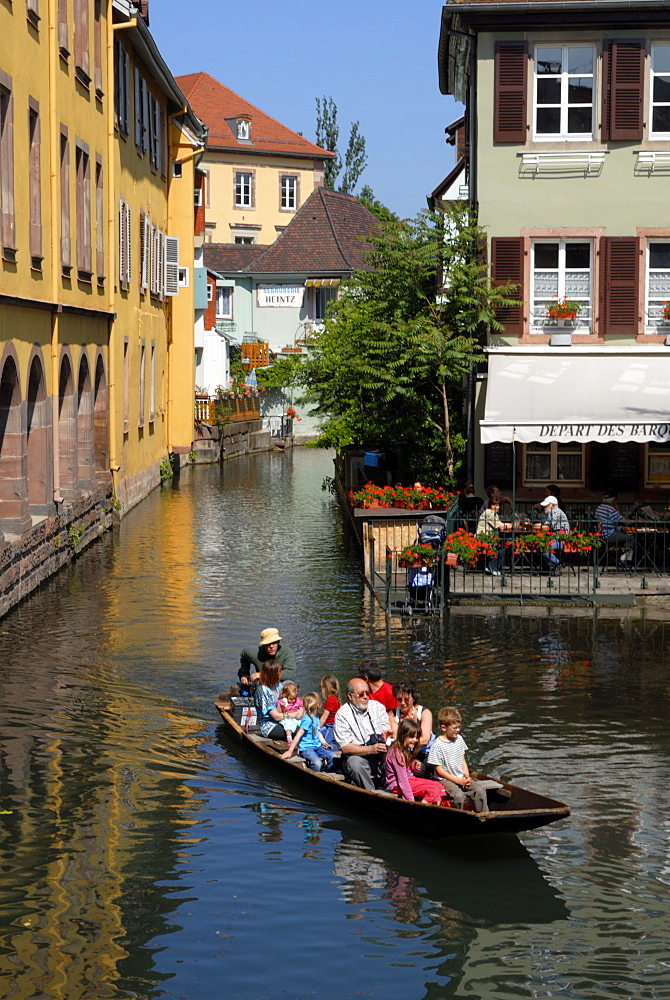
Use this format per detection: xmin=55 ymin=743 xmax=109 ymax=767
xmin=214 ymin=698 xmax=570 ymax=838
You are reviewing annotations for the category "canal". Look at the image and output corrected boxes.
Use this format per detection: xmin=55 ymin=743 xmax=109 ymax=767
xmin=1 ymin=448 xmax=670 ymax=1000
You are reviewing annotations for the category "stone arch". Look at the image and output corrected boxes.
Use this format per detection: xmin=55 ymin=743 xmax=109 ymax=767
xmin=58 ymin=351 xmax=78 ymax=500
xmin=77 ymin=351 xmax=94 ymax=491
xmin=0 ymin=347 xmax=30 ymax=534
xmin=93 ymin=352 xmax=109 ymax=481
xmin=26 ymin=350 xmax=53 ymax=515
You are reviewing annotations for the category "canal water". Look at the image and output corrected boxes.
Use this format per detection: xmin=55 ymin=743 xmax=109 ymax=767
xmin=1 ymin=449 xmax=670 ymax=1000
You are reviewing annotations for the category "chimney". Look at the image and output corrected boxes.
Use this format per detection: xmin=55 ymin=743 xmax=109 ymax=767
xmin=136 ymin=0 xmax=149 ymax=25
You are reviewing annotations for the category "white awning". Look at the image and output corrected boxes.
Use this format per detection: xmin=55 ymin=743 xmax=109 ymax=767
xmin=481 ymin=352 xmax=670 ymax=444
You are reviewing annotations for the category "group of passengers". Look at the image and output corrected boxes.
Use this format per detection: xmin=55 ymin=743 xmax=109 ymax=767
xmin=237 ymin=630 xmax=493 ymax=812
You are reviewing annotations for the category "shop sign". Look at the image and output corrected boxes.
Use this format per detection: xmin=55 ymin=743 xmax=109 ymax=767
xmin=257 ymin=284 xmax=304 ymax=308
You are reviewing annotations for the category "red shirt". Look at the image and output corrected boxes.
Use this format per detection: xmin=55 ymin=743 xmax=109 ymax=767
xmin=369 ymin=681 xmax=397 ymax=711
xmin=323 ymin=695 xmax=340 ymax=724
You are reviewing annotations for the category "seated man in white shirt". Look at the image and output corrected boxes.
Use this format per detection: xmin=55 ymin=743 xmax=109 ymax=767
xmin=333 ymin=679 xmax=391 ymax=790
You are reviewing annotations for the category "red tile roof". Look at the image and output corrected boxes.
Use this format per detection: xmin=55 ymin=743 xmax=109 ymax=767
xmin=203 ymin=243 xmax=271 ymax=273
xmin=243 ymin=188 xmax=378 ymax=275
xmin=176 ymin=72 xmax=333 ymax=160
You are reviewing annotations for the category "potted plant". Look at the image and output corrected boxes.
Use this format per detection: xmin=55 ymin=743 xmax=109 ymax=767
xmin=561 ymin=531 xmax=602 ymax=554
xmin=444 ymin=529 xmax=480 ymax=567
xmin=511 ymin=531 xmax=557 ymax=554
xmin=546 ymin=297 xmax=582 ymax=321
xmin=397 ymin=543 xmax=436 ymax=568
xmin=662 ymin=301 xmax=670 ymax=322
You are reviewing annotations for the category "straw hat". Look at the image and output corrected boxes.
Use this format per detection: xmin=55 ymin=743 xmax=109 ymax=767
xmin=260 ymin=627 xmax=282 ymax=646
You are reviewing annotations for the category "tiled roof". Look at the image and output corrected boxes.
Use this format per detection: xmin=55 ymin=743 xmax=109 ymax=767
xmin=203 ymin=243 xmax=271 ymax=273
xmin=242 ymin=188 xmax=378 ymax=276
xmin=175 ymin=72 xmax=332 ymax=160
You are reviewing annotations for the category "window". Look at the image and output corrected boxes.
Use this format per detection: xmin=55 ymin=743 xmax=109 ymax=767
xmin=149 ymin=93 xmax=161 ymax=171
xmin=650 ymin=44 xmax=670 ymax=137
xmin=58 ymin=0 xmax=68 ymax=53
xmin=531 ymin=240 xmax=592 ymax=331
xmin=150 ymin=342 xmax=155 ymax=419
xmin=60 ymin=129 xmax=71 ymax=271
xmin=234 ymin=235 xmax=255 ymax=245
xmin=0 ymin=75 xmax=15 ymax=254
xmin=280 ymin=175 xmax=297 ymax=210
xmin=134 ymin=69 xmax=148 ymax=154
xmin=524 ymin=442 xmax=584 ymax=485
xmin=646 ymin=242 xmax=670 ymax=330
xmin=28 ymin=101 xmax=42 ymax=265
xmin=216 ymin=286 xmax=233 ymax=319
xmin=534 ymin=45 xmax=595 ymax=139
xmin=119 ymin=197 xmax=130 ymax=290
xmin=94 ymin=0 xmax=103 ymax=96
xmin=26 ymin=0 xmax=39 ymax=26
xmin=139 ymin=211 xmax=150 ymax=292
xmin=164 ymin=235 xmax=179 ymax=296
xmin=314 ymin=286 xmax=337 ymax=322
xmin=237 ymin=118 xmax=250 ymax=140
xmin=235 ymin=171 xmax=253 ymax=208
xmin=123 ymin=338 xmax=129 ymax=430
xmin=206 ymin=281 xmax=213 ymax=302
xmin=75 ymin=141 xmax=91 ymax=275
xmin=646 ymin=443 xmax=670 ymax=486
xmin=178 ymin=266 xmax=189 ymax=287
xmin=139 ymin=341 xmax=145 ymax=426
xmin=95 ymin=156 xmax=104 ymax=279
xmin=114 ymin=40 xmax=130 ymax=136
xmin=73 ymin=0 xmax=90 ymax=84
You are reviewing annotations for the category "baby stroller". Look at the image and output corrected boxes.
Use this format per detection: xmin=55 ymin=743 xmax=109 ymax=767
xmin=405 ymin=516 xmax=447 ymax=614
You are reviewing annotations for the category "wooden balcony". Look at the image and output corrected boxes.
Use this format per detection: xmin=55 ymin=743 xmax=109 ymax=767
xmin=241 ymin=341 xmax=269 ymax=368
xmin=195 ymin=395 xmax=260 ymax=425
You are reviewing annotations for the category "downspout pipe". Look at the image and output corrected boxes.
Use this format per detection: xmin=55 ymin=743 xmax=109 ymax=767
xmin=48 ymin=0 xmax=63 ymax=503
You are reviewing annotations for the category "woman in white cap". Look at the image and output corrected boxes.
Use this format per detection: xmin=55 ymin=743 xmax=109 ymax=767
xmin=238 ymin=627 xmax=296 ymax=693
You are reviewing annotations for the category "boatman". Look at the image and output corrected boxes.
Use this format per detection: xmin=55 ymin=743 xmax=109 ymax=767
xmin=238 ymin=627 xmax=296 ymax=694
xmin=333 ymin=679 xmax=391 ymax=791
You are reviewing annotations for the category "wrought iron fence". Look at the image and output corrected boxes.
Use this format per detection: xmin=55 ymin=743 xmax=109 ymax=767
xmin=358 ymin=507 xmax=670 ymax=614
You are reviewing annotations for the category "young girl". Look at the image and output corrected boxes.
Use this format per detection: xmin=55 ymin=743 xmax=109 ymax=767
xmin=275 ymin=682 xmax=304 ymax=743
xmin=385 ymin=719 xmax=448 ymax=805
xmin=281 ymin=693 xmax=335 ymax=772
xmin=319 ymin=675 xmax=341 ymax=748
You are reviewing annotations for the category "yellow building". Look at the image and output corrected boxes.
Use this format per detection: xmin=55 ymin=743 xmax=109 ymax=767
xmin=176 ymin=72 xmax=332 ymax=246
xmin=0 ymin=0 xmax=206 ymax=542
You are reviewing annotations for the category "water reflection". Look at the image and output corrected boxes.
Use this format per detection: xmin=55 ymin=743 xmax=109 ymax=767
xmin=1 ymin=452 xmax=670 ymax=999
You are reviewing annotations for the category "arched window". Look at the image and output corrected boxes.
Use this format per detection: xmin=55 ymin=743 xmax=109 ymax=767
xmin=77 ymin=353 xmax=94 ymax=490
xmin=93 ymin=354 xmax=109 ymax=481
xmin=0 ymin=355 xmax=30 ymax=533
xmin=58 ymin=354 xmax=78 ymax=499
xmin=26 ymin=354 xmax=52 ymax=515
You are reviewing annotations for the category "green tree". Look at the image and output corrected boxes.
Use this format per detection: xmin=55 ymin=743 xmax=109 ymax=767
xmin=358 ymin=185 xmax=399 ymax=224
xmin=257 ymin=354 xmax=304 ymax=387
xmin=315 ymin=96 xmax=367 ymax=194
xmin=297 ymin=206 xmax=520 ymax=482
xmin=340 ymin=121 xmax=367 ymax=194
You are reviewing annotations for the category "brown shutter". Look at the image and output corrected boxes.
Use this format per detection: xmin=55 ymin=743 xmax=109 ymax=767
xmin=491 ymin=237 xmax=524 ymax=335
xmin=494 ymin=42 xmax=528 ymax=143
xmin=603 ymin=40 xmax=644 ymax=141
xmin=599 ymin=237 xmax=640 ymax=336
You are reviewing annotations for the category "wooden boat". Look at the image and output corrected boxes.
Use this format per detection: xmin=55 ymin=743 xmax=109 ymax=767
xmin=214 ymin=696 xmax=570 ymax=838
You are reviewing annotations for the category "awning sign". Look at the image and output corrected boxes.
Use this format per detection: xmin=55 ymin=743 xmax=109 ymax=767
xmin=257 ymin=284 xmax=304 ymax=308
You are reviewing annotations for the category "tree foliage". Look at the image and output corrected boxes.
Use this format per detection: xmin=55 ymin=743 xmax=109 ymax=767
xmin=296 ymin=206 xmax=520 ymax=484
xmin=257 ymin=354 xmax=304 ymax=387
xmin=358 ymin=185 xmax=399 ymax=224
xmin=315 ymin=96 xmax=367 ymax=194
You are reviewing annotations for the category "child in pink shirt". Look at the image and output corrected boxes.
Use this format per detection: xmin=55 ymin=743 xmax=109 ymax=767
xmin=385 ymin=719 xmax=448 ymax=805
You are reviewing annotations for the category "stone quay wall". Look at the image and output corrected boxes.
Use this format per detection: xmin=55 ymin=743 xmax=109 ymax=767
xmin=0 ymin=484 xmax=114 ymax=620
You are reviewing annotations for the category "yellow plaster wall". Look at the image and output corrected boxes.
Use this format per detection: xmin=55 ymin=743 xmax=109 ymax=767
xmin=203 ymin=151 xmax=319 ymax=244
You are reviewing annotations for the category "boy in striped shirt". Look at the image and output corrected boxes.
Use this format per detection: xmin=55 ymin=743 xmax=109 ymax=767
xmin=427 ymin=706 xmax=488 ymax=812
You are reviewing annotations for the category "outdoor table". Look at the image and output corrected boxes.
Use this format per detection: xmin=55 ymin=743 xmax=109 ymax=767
xmin=626 ymin=523 xmax=670 ymax=574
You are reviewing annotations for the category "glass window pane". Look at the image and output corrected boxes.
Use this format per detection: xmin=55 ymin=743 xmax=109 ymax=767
xmin=534 ymin=271 xmax=560 ymax=297
xmin=556 ymin=453 xmax=582 ymax=481
xmin=568 ymin=106 xmax=592 ymax=133
xmin=536 ymin=107 xmax=561 ymax=133
xmin=653 ymin=106 xmax=670 ymax=133
xmin=566 ymin=243 xmax=591 ymax=268
xmin=536 ymin=48 xmax=562 ymax=74
xmin=565 ymin=272 xmax=591 ymax=297
xmin=653 ymin=45 xmax=670 ymax=75
xmin=653 ymin=76 xmax=670 ymax=102
xmin=650 ymin=243 xmax=670 ymax=269
xmin=526 ymin=453 xmax=552 ymax=480
xmin=537 ymin=78 xmax=562 ymax=104
xmin=534 ymin=243 xmax=559 ymax=268
xmin=568 ymin=78 xmax=593 ymax=104
xmin=567 ymin=49 xmax=593 ymax=75
xmin=528 ymin=442 xmax=551 ymax=452
xmin=557 ymin=442 xmax=582 ymax=452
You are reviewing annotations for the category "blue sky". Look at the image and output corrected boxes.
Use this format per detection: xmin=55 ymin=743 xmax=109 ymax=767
xmin=149 ymin=0 xmax=462 ymax=220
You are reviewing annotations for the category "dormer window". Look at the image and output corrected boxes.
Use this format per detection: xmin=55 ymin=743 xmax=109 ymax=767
xmin=237 ymin=118 xmax=250 ymax=141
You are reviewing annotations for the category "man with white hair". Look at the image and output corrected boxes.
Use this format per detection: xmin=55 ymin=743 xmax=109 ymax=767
xmin=238 ymin=627 xmax=296 ymax=693
xmin=333 ymin=678 xmax=391 ymax=790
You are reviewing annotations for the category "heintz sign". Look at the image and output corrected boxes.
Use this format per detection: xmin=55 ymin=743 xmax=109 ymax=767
xmin=257 ymin=284 xmax=304 ymax=307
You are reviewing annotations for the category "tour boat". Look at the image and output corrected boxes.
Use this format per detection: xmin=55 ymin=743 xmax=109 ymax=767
xmin=214 ymin=695 xmax=570 ymax=838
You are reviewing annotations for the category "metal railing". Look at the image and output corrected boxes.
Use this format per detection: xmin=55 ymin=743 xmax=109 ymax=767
xmin=359 ymin=508 xmax=670 ymax=613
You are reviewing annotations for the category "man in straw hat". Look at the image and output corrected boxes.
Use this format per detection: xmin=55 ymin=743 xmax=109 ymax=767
xmin=238 ymin=627 xmax=297 ymax=693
